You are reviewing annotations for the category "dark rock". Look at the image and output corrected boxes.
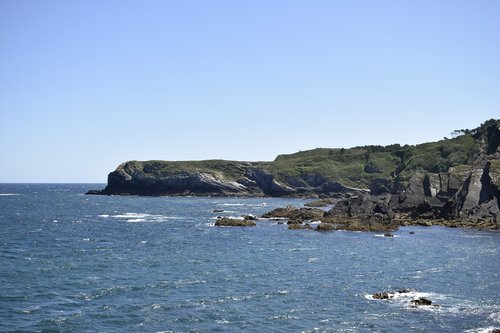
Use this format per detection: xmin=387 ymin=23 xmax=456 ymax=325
xmin=288 ymin=223 xmax=313 ymax=230
xmin=316 ymin=223 xmax=335 ymax=232
xmin=212 ymin=209 xmax=224 ymax=213
xmin=409 ymin=231 xmax=415 ymax=234
xmin=384 ymin=233 xmax=394 ymax=237
xmin=86 ymin=189 xmax=103 ymax=195
xmin=262 ymin=207 xmax=324 ymax=222
xmin=287 ymin=218 xmax=302 ymax=225
xmin=372 ymin=292 xmax=392 ymax=300
xmin=369 ymin=178 xmax=393 ymax=195
xmin=396 ymin=288 xmax=412 ymax=294
xmin=304 ymin=198 xmax=336 ymax=207
xmin=410 ymin=297 xmax=433 ymax=306
xmin=242 ymin=214 xmax=257 ymax=220
xmin=214 ymin=218 xmax=256 ymax=227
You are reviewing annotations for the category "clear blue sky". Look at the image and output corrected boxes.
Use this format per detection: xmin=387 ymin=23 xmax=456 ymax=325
xmin=1 ymin=0 xmax=499 ymax=183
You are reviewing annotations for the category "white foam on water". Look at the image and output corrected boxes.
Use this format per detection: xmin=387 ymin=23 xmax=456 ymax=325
xmin=212 ymin=215 xmax=245 ymax=220
xmin=490 ymin=312 xmax=500 ymax=323
xmin=374 ymin=234 xmax=400 ymax=238
xmin=126 ymin=218 xmax=147 ymax=223
xmin=465 ymin=327 xmax=500 ymax=333
xmin=307 ymin=257 xmax=319 ymax=263
xmin=112 ymin=213 xmax=151 ymax=219
xmin=218 ymin=203 xmax=245 ymax=206
xmin=108 ymin=212 xmax=176 ymax=222
xmin=216 ymin=319 xmax=230 ymax=324
xmin=0 ymin=193 xmax=20 ymax=196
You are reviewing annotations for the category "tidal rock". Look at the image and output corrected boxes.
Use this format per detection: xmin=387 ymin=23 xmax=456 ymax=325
xmin=316 ymin=223 xmax=335 ymax=232
xmin=214 ymin=217 xmax=256 ymax=227
xmin=288 ymin=223 xmax=313 ymax=230
xmin=262 ymin=207 xmax=325 ymax=222
xmin=372 ymin=292 xmax=392 ymax=300
xmin=410 ymin=297 xmax=433 ymax=306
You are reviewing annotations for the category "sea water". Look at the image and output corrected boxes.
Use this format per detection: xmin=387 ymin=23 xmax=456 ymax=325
xmin=0 ymin=184 xmax=498 ymax=333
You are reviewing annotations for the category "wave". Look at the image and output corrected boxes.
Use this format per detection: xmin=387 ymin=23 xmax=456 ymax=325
xmin=100 ymin=212 xmax=178 ymax=222
xmin=466 ymin=327 xmax=500 ymax=333
xmin=0 ymin=193 xmax=20 ymax=196
xmin=216 ymin=202 xmax=268 ymax=207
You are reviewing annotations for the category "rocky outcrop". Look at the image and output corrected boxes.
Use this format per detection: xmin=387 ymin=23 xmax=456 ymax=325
xmin=87 ymin=119 xmax=499 ymax=202
xmin=88 ymin=161 xmax=369 ymax=197
xmin=262 ymin=207 xmax=325 ymax=221
xmin=214 ymin=217 xmax=256 ymax=227
xmin=327 ymin=156 xmax=500 ymax=229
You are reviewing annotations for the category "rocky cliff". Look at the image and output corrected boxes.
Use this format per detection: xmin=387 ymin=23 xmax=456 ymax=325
xmin=89 ymin=119 xmax=500 ymax=222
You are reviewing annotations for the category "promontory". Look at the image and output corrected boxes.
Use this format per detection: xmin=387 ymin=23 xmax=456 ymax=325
xmin=88 ymin=119 xmax=500 ymax=225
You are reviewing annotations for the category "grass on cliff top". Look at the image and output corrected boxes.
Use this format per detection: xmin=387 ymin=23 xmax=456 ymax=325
xmin=266 ymin=131 xmax=484 ymax=187
xmin=120 ymin=119 xmax=497 ymax=189
xmin=123 ymin=159 xmax=267 ymax=181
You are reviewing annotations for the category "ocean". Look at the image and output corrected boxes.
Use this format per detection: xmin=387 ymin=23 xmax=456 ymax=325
xmin=0 ymin=184 xmax=499 ymax=333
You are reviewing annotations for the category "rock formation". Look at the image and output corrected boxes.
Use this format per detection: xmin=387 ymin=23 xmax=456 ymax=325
xmin=87 ymin=119 xmax=499 ymax=227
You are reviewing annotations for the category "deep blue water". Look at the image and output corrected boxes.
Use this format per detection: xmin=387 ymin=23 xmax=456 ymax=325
xmin=0 ymin=184 xmax=499 ymax=333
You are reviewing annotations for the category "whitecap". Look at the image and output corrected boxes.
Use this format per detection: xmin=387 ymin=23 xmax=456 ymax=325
xmin=126 ymin=219 xmax=147 ymax=223
xmin=0 ymin=193 xmax=20 ymax=196
xmin=112 ymin=213 xmax=150 ymax=219
xmin=110 ymin=212 xmax=175 ymax=222
xmin=489 ymin=312 xmax=500 ymax=323
xmin=307 ymin=257 xmax=319 ymax=263
xmin=216 ymin=319 xmax=230 ymax=324
xmin=465 ymin=327 xmax=500 ymax=333
xmin=374 ymin=234 xmax=399 ymax=238
xmin=98 ymin=214 xmax=109 ymax=218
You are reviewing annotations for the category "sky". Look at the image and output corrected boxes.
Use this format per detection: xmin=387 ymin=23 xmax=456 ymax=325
xmin=0 ymin=0 xmax=499 ymax=183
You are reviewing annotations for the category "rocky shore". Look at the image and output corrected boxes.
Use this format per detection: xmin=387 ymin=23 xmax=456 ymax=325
xmin=87 ymin=120 xmax=500 ymax=230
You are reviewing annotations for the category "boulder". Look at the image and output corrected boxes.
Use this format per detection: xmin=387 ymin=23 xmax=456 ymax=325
xmin=288 ymin=223 xmax=313 ymax=230
xmin=215 ymin=218 xmax=256 ymax=227
xmin=316 ymin=223 xmax=335 ymax=232
xmin=262 ymin=207 xmax=325 ymax=222
xmin=410 ymin=297 xmax=433 ymax=306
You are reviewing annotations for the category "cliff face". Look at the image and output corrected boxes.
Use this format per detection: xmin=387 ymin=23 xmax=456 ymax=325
xmin=95 ymin=161 xmax=365 ymax=197
xmin=90 ymin=120 xmax=500 ymax=220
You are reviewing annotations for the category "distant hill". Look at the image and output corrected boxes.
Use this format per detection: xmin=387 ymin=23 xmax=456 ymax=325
xmin=89 ymin=119 xmax=499 ymax=198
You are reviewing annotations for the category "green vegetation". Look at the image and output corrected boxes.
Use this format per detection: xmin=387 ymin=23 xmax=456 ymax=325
xmin=121 ymin=119 xmax=499 ymax=191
